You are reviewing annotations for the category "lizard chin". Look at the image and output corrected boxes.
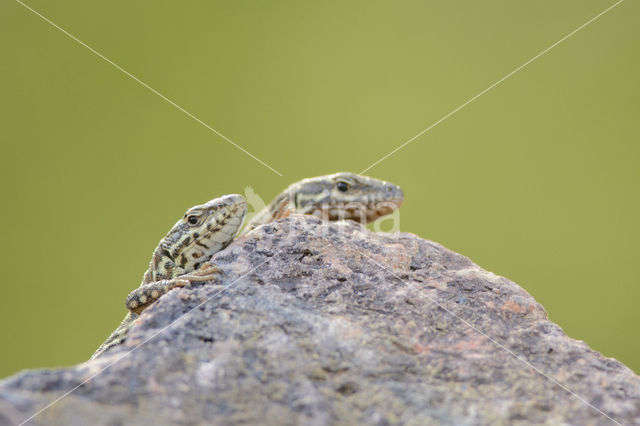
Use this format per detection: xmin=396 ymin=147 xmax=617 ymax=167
xmin=309 ymin=199 xmax=402 ymax=224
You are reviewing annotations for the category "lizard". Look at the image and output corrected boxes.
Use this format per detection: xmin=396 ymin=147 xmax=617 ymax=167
xmin=93 ymin=173 xmax=402 ymax=358
xmin=242 ymin=172 xmax=404 ymax=234
xmin=92 ymin=194 xmax=248 ymax=358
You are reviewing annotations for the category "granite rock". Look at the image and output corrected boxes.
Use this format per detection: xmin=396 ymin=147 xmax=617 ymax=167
xmin=1 ymin=216 xmax=639 ymax=425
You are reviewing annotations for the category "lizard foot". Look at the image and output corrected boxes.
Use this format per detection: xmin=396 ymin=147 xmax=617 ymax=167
xmin=125 ymin=264 xmax=223 ymax=315
xmin=177 ymin=263 xmax=223 ymax=282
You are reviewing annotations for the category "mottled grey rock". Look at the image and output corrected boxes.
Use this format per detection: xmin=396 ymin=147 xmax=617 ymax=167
xmin=1 ymin=216 xmax=639 ymax=425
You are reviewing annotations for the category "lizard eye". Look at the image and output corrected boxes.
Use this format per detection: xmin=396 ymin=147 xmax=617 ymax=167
xmin=187 ymin=215 xmax=199 ymax=225
xmin=336 ymin=181 xmax=349 ymax=192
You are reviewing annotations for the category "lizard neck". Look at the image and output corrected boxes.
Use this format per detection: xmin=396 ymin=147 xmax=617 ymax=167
xmin=142 ymin=249 xmax=180 ymax=284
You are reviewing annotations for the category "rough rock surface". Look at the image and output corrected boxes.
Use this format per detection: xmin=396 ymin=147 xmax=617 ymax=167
xmin=1 ymin=216 xmax=639 ymax=426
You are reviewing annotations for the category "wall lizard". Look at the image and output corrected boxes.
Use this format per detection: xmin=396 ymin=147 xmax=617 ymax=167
xmin=242 ymin=172 xmax=404 ymax=234
xmin=93 ymin=173 xmax=403 ymax=358
xmin=92 ymin=194 xmax=248 ymax=358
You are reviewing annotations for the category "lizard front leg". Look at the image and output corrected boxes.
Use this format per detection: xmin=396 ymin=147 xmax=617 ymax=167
xmin=125 ymin=264 xmax=222 ymax=315
xmin=92 ymin=264 xmax=223 ymax=358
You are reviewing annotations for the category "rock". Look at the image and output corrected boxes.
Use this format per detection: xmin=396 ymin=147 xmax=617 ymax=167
xmin=1 ymin=216 xmax=639 ymax=425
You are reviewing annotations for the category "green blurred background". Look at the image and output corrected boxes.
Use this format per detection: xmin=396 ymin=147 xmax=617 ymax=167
xmin=1 ymin=0 xmax=638 ymax=378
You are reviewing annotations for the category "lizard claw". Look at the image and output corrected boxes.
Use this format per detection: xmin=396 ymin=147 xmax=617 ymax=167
xmin=181 ymin=263 xmax=223 ymax=282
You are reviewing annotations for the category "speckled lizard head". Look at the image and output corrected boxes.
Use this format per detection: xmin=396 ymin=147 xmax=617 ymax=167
xmin=281 ymin=172 xmax=404 ymax=223
xmin=243 ymin=173 xmax=404 ymax=233
xmin=145 ymin=194 xmax=248 ymax=284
